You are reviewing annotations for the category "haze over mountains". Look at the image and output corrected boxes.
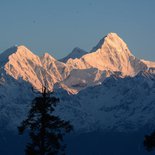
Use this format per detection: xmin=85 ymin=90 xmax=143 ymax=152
xmin=0 ymin=32 xmax=155 ymax=133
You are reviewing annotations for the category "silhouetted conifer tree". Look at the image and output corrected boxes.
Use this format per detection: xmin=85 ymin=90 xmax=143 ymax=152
xmin=18 ymin=86 xmax=73 ymax=155
xmin=144 ymin=131 xmax=155 ymax=152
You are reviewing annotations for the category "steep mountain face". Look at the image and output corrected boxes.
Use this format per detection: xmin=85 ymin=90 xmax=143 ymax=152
xmin=60 ymin=47 xmax=87 ymax=63
xmin=55 ymin=70 xmax=155 ymax=132
xmin=0 ymin=33 xmax=153 ymax=93
xmin=0 ymin=46 xmax=68 ymax=91
xmin=0 ymin=72 xmax=34 ymax=130
xmin=0 ymin=69 xmax=155 ymax=133
xmin=40 ymin=53 xmax=70 ymax=89
xmin=57 ymin=69 xmax=122 ymax=94
xmin=66 ymin=33 xmax=147 ymax=76
xmin=0 ymin=45 xmax=44 ymax=90
xmin=0 ymin=32 xmax=155 ymax=133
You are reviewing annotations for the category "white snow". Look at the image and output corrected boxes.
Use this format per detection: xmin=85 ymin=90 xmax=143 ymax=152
xmin=0 ymin=33 xmax=153 ymax=94
xmin=141 ymin=59 xmax=155 ymax=68
xmin=0 ymin=32 xmax=155 ymax=132
xmin=66 ymin=33 xmax=147 ymax=77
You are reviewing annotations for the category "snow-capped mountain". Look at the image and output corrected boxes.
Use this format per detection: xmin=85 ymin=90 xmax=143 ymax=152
xmin=0 ymin=32 xmax=155 ymax=133
xmin=0 ymin=72 xmax=34 ymax=130
xmin=60 ymin=47 xmax=87 ymax=63
xmin=55 ymin=71 xmax=155 ymax=132
xmin=66 ymin=33 xmax=147 ymax=76
xmin=0 ymin=33 xmax=154 ymax=94
xmin=0 ymin=45 xmax=68 ymax=91
xmin=1 ymin=68 xmax=155 ymax=132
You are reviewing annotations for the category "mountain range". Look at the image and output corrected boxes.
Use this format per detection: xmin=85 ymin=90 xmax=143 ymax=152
xmin=0 ymin=32 xmax=155 ymax=133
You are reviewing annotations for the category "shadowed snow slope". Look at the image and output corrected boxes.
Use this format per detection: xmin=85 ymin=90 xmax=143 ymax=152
xmin=0 ymin=32 xmax=155 ymax=134
xmin=60 ymin=47 xmax=87 ymax=63
xmin=55 ymin=70 xmax=155 ymax=132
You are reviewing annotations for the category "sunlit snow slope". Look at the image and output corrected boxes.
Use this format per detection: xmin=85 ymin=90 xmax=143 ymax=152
xmin=0 ymin=32 xmax=155 ymax=132
xmin=0 ymin=33 xmax=154 ymax=94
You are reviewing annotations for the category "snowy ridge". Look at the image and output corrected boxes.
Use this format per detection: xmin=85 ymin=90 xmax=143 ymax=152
xmin=141 ymin=59 xmax=155 ymax=68
xmin=0 ymin=32 xmax=154 ymax=93
xmin=0 ymin=46 xmax=69 ymax=91
xmin=58 ymin=69 xmax=121 ymax=94
xmin=55 ymin=72 xmax=155 ymax=132
xmin=0 ymin=70 xmax=155 ymax=132
xmin=0 ymin=32 xmax=155 ymax=132
xmin=60 ymin=47 xmax=87 ymax=63
xmin=66 ymin=33 xmax=147 ymax=76
xmin=0 ymin=46 xmax=18 ymax=65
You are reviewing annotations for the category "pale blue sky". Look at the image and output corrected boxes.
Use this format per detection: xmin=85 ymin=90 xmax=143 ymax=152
xmin=0 ymin=0 xmax=155 ymax=60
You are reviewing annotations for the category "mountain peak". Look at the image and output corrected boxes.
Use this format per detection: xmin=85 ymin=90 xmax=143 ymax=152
xmin=105 ymin=32 xmax=127 ymax=44
xmin=0 ymin=45 xmax=35 ymax=64
xmin=41 ymin=53 xmax=56 ymax=61
xmin=60 ymin=47 xmax=87 ymax=63
xmin=90 ymin=32 xmax=129 ymax=53
xmin=68 ymin=32 xmax=146 ymax=76
xmin=40 ymin=53 xmax=56 ymax=64
xmin=0 ymin=45 xmax=40 ymax=71
xmin=15 ymin=45 xmax=35 ymax=56
xmin=106 ymin=32 xmax=119 ymax=37
xmin=72 ymin=47 xmax=85 ymax=52
xmin=0 ymin=46 xmax=18 ymax=65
